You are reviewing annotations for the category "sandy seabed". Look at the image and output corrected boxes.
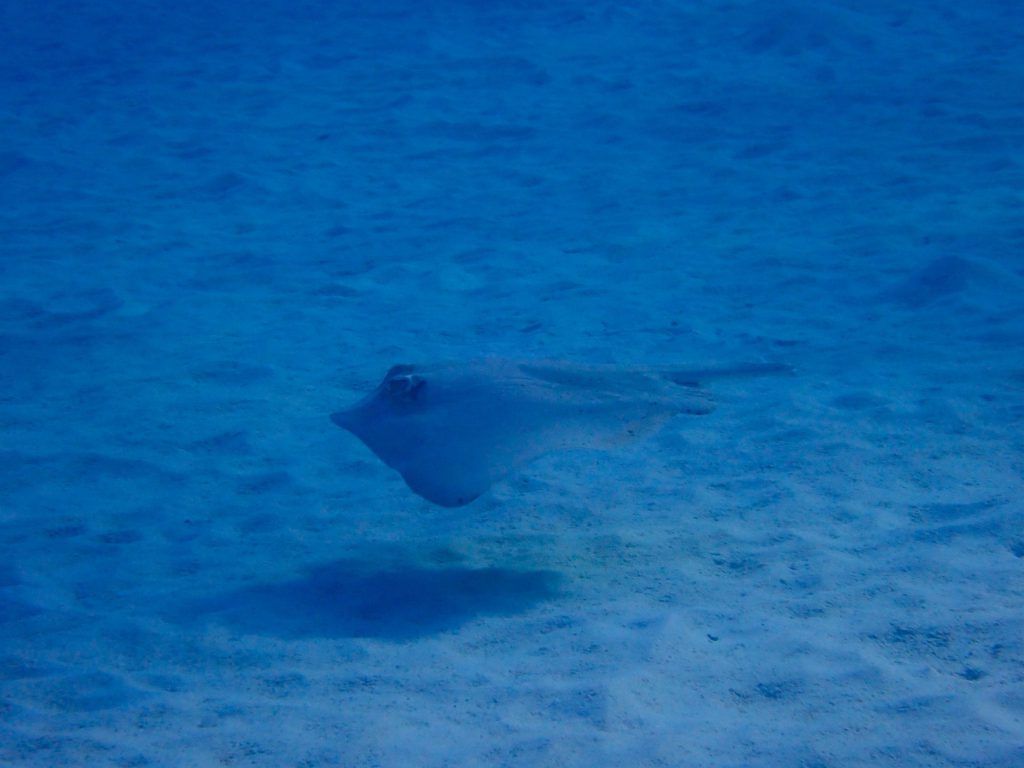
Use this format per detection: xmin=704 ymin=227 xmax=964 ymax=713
xmin=1 ymin=2 xmax=1022 ymax=766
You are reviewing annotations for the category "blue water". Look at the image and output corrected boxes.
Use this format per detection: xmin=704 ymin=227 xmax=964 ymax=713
xmin=2 ymin=2 xmax=1023 ymax=766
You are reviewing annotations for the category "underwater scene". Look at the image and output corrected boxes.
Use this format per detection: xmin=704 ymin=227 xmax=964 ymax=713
xmin=1 ymin=1 xmax=1022 ymax=766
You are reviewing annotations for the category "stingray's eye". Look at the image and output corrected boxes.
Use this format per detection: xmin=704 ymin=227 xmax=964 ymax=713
xmin=385 ymin=373 xmax=426 ymax=400
xmin=385 ymin=364 xmax=416 ymax=378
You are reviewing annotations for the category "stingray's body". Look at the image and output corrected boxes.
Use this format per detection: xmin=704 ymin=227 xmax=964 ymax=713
xmin=331 ymin=359 xmax=787 ymax=507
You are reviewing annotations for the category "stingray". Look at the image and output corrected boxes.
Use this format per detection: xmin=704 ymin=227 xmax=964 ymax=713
xmin=331 ymin=359 xmax=789 ymax=507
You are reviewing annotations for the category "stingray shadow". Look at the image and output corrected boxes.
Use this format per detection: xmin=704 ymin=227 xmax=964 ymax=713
xmin=191 ymin=559 xmax=561 ymax=641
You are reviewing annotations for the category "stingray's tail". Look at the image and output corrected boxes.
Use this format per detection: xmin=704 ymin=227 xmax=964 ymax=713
xmin=663 ymin=362 xmax=793 ymax=387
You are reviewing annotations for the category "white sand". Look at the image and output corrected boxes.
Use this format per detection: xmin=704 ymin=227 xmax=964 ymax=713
xmin=1 ymin=1 xmax=1022 ymax=766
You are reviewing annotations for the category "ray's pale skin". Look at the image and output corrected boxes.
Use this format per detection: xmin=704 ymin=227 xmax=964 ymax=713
xmin=331 ymin=359 xmax=790 ymax=507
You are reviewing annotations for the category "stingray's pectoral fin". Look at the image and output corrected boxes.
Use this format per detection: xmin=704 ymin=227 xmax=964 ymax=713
xmin=330 ymin=410 xmax=353 ymax=429
xmin=399 ymin=465 xmax=487 ymax=508
xmin=331 ymin=409 xmax=489 ymax=506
